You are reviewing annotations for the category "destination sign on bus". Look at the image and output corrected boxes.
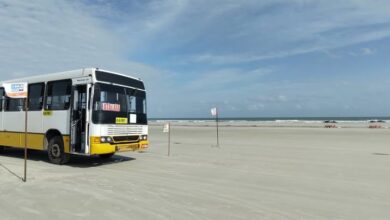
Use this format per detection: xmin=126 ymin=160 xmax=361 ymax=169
xmin=101 ymin=103 xmax=121 ymax=112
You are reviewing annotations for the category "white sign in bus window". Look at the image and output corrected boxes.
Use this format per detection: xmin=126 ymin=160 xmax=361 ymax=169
xmin=129 ymin=114 xmax=137 ymax=123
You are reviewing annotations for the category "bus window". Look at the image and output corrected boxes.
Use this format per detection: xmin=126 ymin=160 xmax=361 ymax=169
xmin=134 ymin=90 xmax=146 ymax=114
xmin=125 ymin=88 xmax=146 ymax=114
xmin=127 ymin=96 xmax=136 ymax=113
xmin=93 ymin=84 xmax=127 ymax=112
xmin=0 ymin=88 xmax=3 ymax=111
xmin=28 ymin=83 xmax=45 ymax=111
xmin=5 ymin=97 xmax=24 ymax=111
xmin=92 ymin=83 xmax=148 ymax=124
xmin=45 ymin=80 xmax=71 ymax=110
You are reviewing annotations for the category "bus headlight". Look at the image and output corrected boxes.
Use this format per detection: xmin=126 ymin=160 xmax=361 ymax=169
xmin=100 ymin=136 xmax=113 ymax=143
xmin=140 ymin=135 xmax=147 ymax=140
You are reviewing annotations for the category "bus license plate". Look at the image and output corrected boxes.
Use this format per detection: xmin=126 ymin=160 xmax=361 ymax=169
xmin=115 ymin=117 xmax=128 ymax=124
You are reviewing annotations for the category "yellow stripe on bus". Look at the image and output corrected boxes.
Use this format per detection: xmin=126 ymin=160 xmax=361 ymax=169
xmin=0 ymin=131 xmax=70 ymax=152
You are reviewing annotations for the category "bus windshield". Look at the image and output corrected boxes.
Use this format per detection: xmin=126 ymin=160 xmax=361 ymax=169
xmin=92 ymin=83 xmax=147 ymax=124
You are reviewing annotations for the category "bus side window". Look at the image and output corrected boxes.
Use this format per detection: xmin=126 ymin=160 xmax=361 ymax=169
xmin=5 ymin=97 xmax=23 ymax=111
xmin=0 ymin=88 xmax=3 ymax=111
xmin=45 ymin=80 xmax=71 ymax=110
xmin=28 ymin=83 xmax=45 ymax=111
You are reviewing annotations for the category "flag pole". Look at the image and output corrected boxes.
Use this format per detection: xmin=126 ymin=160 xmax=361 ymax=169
xmin=163 ymin=123 xmax=171 ymax=156
xmin=23 ymin=97 xmax=28 ymax=182
xmin=3 ymin=82 xmax=28 ymax=182
xmin=216 ymin=108 xmax=219 ymax=147
xmin=168 ymin=122 xmax=171 ymax=156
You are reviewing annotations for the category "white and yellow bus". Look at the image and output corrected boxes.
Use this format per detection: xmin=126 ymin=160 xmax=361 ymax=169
xmin=0 ymin=68 xmax=148 ymax=164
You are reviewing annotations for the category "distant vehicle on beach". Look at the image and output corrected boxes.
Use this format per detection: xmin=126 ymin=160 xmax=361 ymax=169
xmin=0 ymin=68 xmax=148 ymax=164
xmin=369 ymin=120 xmax=385 ymax=123
xmin=323 ymin=120 xmax=337 ymax=123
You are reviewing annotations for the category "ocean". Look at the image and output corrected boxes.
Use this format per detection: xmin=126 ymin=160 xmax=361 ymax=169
xmin=149 ymin=117 xmax=390 ymax=124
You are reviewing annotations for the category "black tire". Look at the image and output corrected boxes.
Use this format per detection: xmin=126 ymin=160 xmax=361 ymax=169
xmin=98 ymin=153 xmax=115 ymax=159
xmin=0 ymin=146 xmax=4 ymax=153
xmin=47 ymin=136 xmax=70 ymax=165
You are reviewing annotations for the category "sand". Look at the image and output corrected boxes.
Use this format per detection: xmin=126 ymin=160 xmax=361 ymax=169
xmin=0 ymin=124 xmax=390 ymax=219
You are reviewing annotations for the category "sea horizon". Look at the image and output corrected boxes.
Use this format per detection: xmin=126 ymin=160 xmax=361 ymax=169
xmin=148 ymin=116 xmax=390 ymax=122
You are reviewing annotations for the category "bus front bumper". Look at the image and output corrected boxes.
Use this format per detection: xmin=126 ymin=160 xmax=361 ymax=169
xmin=90 ymin=140 xmax=149 ymax=155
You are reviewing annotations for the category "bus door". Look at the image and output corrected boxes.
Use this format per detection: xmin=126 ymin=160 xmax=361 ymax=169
xmin=71 ymin=77 xmax=92 ymax=154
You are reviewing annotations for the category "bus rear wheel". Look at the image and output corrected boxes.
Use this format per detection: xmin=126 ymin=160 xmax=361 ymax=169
xmin=99 ymin=153 xmax=115 ymax=159
xmin=47 ymin=136 xmax=70 ymax=165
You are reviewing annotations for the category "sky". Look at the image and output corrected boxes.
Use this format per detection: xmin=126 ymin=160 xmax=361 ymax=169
xmin=1 ymin=0 xmax=390 ymax=118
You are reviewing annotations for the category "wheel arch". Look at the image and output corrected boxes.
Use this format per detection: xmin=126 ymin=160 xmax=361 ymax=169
xmin=44 ymin=129 xmax=63 ymax=151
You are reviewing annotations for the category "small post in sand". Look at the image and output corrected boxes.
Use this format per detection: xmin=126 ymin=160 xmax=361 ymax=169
xmin=23 ymin=98 xmax=28 ymax=182
xmin=211 ymin=107 xmax=219 ymax=147
xmin=163 ymin=122 xmax=171 ymax=156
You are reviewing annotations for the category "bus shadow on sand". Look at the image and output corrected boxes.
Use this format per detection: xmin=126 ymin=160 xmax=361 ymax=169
xmin=0 ymin=148 xmax=136 ymax=168
xmin=68 ymin=154 xmax=136 ymax=168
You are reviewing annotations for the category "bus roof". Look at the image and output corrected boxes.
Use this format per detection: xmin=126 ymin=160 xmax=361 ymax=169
xmin=0 ymin=68 xmax=145 ymax=90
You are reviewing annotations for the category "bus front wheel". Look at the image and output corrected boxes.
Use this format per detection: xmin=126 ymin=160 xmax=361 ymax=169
xmin=47 ymin=136 xmax=70 ymax=165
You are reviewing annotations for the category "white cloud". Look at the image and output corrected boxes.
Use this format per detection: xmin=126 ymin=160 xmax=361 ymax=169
xmin=0 ymin=0 xmax=163 ymax=80
xmin=0 ymin=0 xmax=181 ymax=117
xmin=361 ymin=48 xmax=375 ymax=55
xmin=184 ymin=67 xmax=272 ymax=91
xmin=110 ymin=0 xmax=390 ymax=64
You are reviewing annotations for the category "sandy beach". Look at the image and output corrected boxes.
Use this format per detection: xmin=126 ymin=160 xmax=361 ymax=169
xmin=1 ymin=123 xmax=390 ymax=219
